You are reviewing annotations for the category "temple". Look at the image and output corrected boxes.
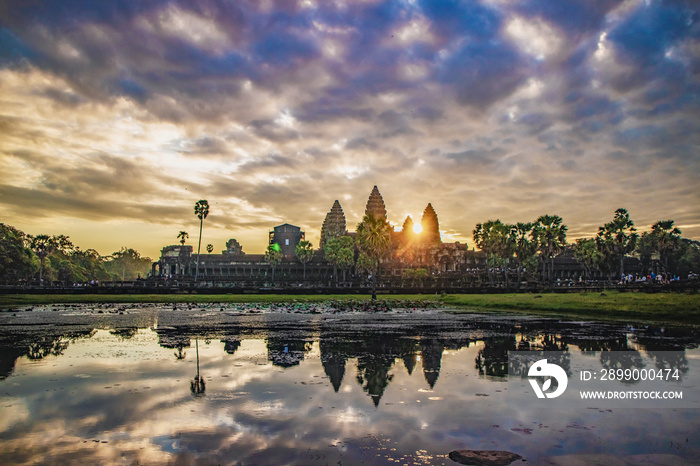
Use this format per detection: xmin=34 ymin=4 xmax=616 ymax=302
xmin=269 ymin=224 xmax=305 ymax=257
xmin=364 ymin=185 xmax=387 ymax=221
xmin=320 ymin=200 xmax=346 ymax=249
xmin=420 ymin=203 xmax=441 ymax=246
xmin=154 ymin=185 xmax=484 ymax=286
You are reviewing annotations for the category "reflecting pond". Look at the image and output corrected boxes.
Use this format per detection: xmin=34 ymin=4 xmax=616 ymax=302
xmin=1 ymin=304 xmax=699 ymax=465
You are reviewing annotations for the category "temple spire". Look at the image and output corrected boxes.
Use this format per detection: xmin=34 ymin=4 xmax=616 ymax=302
xmin=420 ymin=203 xmax=441 ymax=245
xmin=320 ymin=200 xmax=346 ymax=249
xmin=364 ymin=185 xmax=387 ymax=222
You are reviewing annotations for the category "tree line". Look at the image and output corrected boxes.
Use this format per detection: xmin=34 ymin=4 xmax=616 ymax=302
xmin=0 ymin=224 xmax=153 ymax=285
xmin=271 ymin=208 xmax=700 ymax=297
xmin=473 ymin=209 xmax=700 ymax=287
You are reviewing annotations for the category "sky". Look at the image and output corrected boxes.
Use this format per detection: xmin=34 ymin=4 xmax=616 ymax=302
xmin=1 ymin=0 xmax=699 ymax=259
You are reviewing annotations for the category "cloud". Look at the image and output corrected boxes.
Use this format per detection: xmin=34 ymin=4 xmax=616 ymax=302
xmin=0 ymin=0 xmax=698 ymax=256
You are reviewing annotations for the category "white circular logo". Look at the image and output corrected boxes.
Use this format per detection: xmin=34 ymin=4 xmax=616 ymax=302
xmin=528 ymin=359 xmax=568 ymax=399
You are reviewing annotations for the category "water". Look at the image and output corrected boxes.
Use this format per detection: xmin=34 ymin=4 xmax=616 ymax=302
xmin=0 ymin=304 xmax=698 ymax=465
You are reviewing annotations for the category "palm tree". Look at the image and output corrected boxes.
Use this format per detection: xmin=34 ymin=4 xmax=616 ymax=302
xmin=177 ymin=231 xmax=189 ymax=245
xmin=490 ymin=222 xmax=515 ymax=289
xmin=512 ymin=222 xmax=536 ymax=290
xmin=356 ymin=214 xmax=392 ymax=300
xmin=193 ymin=200 xmax=209 ymax=282
xmin=324 ymin=236 xmax=355 ymax=284
xmin=573 ymin=238 xmax=598 ymax=280
xmin=336 ymin=236 xmax=355 ymax=283
xmin=473 ymin=220 xmax=512 ymax=286
xmin=532 ymin=215 xmax=568 ymax=284
xmin=648 ymin=220 xmax=682 ymax=276
xmin=294 ymin=240 xmax=314 ymax=280
xmin=265 ymin=244 xmax=283 ymax=283
xmin=174 ymin=344 xmax=187 ymax=360
xmin=206 ymin=243 xmax=213 ymax=254
xmin=595 ymin=208 xmax=637 ymax=280
xmin=190 ymin=339 xmax=205 ymax=396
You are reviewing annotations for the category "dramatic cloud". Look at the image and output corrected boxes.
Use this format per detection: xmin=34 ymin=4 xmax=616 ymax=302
xmin=0 ymin=0 xmax=698 ymax=256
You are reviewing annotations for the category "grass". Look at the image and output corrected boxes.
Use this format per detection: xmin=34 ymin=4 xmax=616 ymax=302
xmin=442 ymin=291 xmax=700 ymax=324
xmin=0 ymin=291 xmax=698 ymax=324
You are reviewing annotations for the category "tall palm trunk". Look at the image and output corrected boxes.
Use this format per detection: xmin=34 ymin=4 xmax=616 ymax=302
xmin=550 ymin=255 xmax=555 ymax=284
xmin=371 ymin=264 xmax=379 ymax=301
xmin=195 ymin=218 xmax=203 ymax=281
xmin=619 ymin=256 xmax=625 ymax=280
xmin=504 ymin=259 xmax=510 ymax=290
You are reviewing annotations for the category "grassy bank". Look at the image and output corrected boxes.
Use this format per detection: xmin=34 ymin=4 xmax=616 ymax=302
xmin=442 ymin=291 xmax=700 ymax=324
xmin=0 ymin=291 xmax=698 ymax=324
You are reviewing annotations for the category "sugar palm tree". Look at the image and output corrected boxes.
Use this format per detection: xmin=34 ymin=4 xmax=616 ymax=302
xmin=532 ymin=214 xmax=567 ymax=284
xmin=648 ymin=220 xmax=682 ymax=276
xmin=294 ymin=240 xmax=314 ymax=280
xmin=194 ymin=200 xmax=209 ymax=281
xmin=595 ymin=208 xmax=637 ymax=280
xmin=511 ymin=222 xmax=536 ymax=290
xmin=190 ymin=339 xmax=205 ymax=396
xmin=265 ymin=244 xmax=283 ymax=283
xmin=177 ymin=231 xmax=189 ymax=245
xmin=356 ymin=214 xmax=392 ymax=300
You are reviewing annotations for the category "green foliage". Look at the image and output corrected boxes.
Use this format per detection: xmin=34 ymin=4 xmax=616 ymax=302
xmin=403 ymin=268 xmax=428 ymax=279
xmin=265 ymin=244 xmax=283 ymax=266
xmin=178 ymin=231 xmax=189 ymax=245
xmin=532 ymin=214 xmax=568 ymax=283
xmin=356 ymin=214 xmax=392 ymax=298
xmin=639 ymin=220 xmax=684 ymax=275
xmin=356 ymin=252 xmax=374 ymax=274
xmin=595 ymin=208 xmax=637 ymax=278
xmin=295 ymin=240 xmax=315 ymax=279
xmin=677 ymin=239 xmax=700 ymax=277
xmin=68 ymin=248 xmax=112 ymax=282
xmin=324 ymin=236 xmax=354 ymax=275
xmin=512 ymin=222 xmax=536 ymax=262
xmin=474 ymin=220 xmax=516 ymax=260
xmin=357 ymin=214 xmax=392 ymax=263
xmin=104 ymin=247 xmax=153 ymax=281
xmin=194 ymin=200 xmax=210 ymax=221
xmin=2 ymin=225 xmax=156 ymax=284
xmin=573 ymin=238 xmax=603 ymax=278
xmin=336 ymin=245 xmax=354 ymax=271
xmin=473 ymin=220 xmax=517 ymax=287
xmin=0 ymin=224 xmax=38 ymax=284
xmin=295 ymin=240 xmax=314 ymax=264
xmin=264 ymin=244 xmax=283 ymax=283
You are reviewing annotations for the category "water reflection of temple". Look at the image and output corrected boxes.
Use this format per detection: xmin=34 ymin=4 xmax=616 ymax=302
xmin=131 ymin=319 xmax=700 ymax=406
xmin=1 ymin=317 xmax=697 ymax=408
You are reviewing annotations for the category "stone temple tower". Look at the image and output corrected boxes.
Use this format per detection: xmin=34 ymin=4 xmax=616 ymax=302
xmin=420 ymin=203 xmax=441 ymax=245
xmin=364 ymin=185 xmax=387 ymax=221
xmin=320 ymin=200 xmax=347 ymax=249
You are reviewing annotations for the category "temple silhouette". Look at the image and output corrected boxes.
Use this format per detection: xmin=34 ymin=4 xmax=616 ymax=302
xmin=151 ymin=185 xmax=646 ymax=289
xmin=154 ymin=186 xmax=481 ymax=286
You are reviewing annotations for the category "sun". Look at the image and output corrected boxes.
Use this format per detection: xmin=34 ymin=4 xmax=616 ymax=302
xmin=413 ymin=223 xmax=422 ymax=234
